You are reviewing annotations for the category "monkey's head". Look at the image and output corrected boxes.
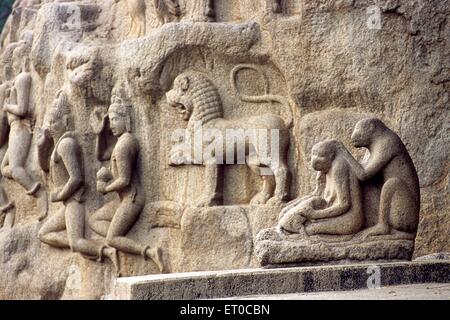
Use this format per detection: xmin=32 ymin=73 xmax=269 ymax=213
xmin=351 ymin=117 xmax=386 ymax=148
xmin=311 ymin=140 xmax=339 ymax=173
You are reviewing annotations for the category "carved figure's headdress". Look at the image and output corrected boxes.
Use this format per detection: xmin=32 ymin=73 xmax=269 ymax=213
xmin=108 ymin=95 xmax=132 ymax=132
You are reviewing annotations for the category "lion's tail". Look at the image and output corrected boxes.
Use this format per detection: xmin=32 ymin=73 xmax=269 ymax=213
xmin=231 ymin=64 xmax=294 ymax=128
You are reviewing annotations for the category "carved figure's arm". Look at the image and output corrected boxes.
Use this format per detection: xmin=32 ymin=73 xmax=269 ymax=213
xmin=104 ymin=137 xmax=137 ymax=193
xmin=37 ymin=129 xmax=53 ymax=172
xmin=308 ymin=162 xmax=351 ymax=219
xmin=311 ymin=171 xmax=326 ymax=196
xmin=339 ymin=143 xmax=394 ymax=181
xmin=54 ymin=138 xmax=83 ymax=202
xmin=4 ymin=74 xmax=31 ymax=117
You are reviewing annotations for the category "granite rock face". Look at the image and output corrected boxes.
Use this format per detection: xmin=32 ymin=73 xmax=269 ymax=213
xmin=0 ymin=0 xmax=448 ymax=299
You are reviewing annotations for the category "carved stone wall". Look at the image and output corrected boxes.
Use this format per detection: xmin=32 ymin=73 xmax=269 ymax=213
xmin=0 ymin=0 xmax=448 ymax=299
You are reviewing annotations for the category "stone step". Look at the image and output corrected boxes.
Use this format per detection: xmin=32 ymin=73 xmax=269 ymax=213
xmin=112 ymin=260 xmax=450 ymax=300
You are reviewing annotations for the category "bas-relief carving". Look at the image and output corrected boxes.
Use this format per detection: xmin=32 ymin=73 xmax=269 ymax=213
xmin=255 ymin=118 xmax=421 ymax=265
xmin=118 ymin=0 xmax=147 ymax=38
xmin=166 ymin=71 xmax=291 ymax=207
xmin=37 ymin=90 xmax=119 ymax=272
xmin=0 ymin=31 xmax=48 ymax=219
xmin=88 ymin=95 xmax=165 ymax=273
xmin=278 ymin=140 xmax=364 ymax=237
xmin=0 ymin=0 xmax=430 ymax=292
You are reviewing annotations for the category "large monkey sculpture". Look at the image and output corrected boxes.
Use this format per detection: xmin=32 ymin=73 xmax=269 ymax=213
xmin=340 ymin=118 xmax=420 ymax=239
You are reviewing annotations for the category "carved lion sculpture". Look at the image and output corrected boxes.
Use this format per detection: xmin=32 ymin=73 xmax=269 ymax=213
xmin=166 ymin=71 xmax=291 ymax=207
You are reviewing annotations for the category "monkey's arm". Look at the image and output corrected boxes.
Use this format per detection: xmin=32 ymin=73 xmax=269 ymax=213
xmin=279 ymin=172 xmax=325 ymax=219
xmin=104 ymin=137 xmax=137 ymax=193
xmin=307 ymin=164 xmax=351 ymax=219
xmin=54 ymin=138 xmax=83 ymax=202
xmin=340 ymin=145 xmax=394 ymax=181
xmin=4 ymin=75 xmax=31 ymax=117
xmin=312 ymin=171 xmax=326 ymax=196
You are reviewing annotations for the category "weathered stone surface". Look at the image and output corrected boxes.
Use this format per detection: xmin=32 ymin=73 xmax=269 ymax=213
xmin=112 ymin=260 xmax=450 ymax=300
xmin=178 ymin=205 xmax=278 ymax=272
xmin=0 ymin=0 xmax=448 ymax=299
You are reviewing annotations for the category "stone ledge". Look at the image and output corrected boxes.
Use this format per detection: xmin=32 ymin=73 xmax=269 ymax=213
xmin=111 ymin=260 xmax=450 ymax=300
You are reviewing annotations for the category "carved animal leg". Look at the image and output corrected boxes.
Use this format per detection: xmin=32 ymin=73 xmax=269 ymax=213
xmin=359 ymin=178 xmax=415 ymax=238
xmin=38 ymin=206 xmax=69 ymax=248
xmin=196 ymin=165 xmax=223 ymax=207
xmin=206 ymin=0 xmax=215 ymax=19
xmin=250 ymin=173 xmax=275 ymax=205
xmin=267 ymin=162 xmax=289 ymax=206
xmin=247 ymin=152 xmax=274 ymax=204
xmin=88 ymin=199 xmax=118 ymax=237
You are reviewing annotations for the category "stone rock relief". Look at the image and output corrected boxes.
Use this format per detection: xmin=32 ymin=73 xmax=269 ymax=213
xmin=0 ymin=0 xmax=448 ymax=299
xmin=256 ymin=118 xmax=420 ymax=265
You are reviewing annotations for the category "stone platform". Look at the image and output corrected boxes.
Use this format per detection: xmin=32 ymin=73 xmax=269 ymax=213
xmin=111 ymin=260 xmax=450 ymax=300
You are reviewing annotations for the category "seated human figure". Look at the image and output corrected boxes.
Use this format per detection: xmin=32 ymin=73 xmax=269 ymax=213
xmin=278 ymin=140 xmax=364 ymax=236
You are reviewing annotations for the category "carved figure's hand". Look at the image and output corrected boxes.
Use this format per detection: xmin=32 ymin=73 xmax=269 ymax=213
xmin=97 ymin=167 xmax=112 ymax=182
xmin=97 ymin=181 xmax=107 ymax=194
xmin=90 ymin=108 xmax=107 ymax=135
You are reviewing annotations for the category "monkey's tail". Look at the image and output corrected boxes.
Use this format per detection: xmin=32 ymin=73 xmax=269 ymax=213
xmin=230 ymin=64 xmax=294 ymax=128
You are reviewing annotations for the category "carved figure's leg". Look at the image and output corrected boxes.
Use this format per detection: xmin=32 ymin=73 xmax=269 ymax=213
xmin=105 ymin=199 xmax=143 ymax=254
xmin=65 ymin=200 xmax=120 ymax=271
xmin=196 ymin=164 xmax=223 ymax=207
xmin=359 ymin=177 xmax=418 ymax=238
xmin=105 ymin=197 xmax=164 ymax=272
xmin=1 ymin=149 xmax=11 ymax=178
xmin=38 ymin=206 xmax=69 ymax=248
xmin=305 ymin=211 xmax=361 ymax=236
xmin=88 ymin=199 xmax=118 ymax=237
xmin=8 ymin=123 xmax=39 ymax=193
xmin=0 ymin=212 xmax=4 ymax=228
